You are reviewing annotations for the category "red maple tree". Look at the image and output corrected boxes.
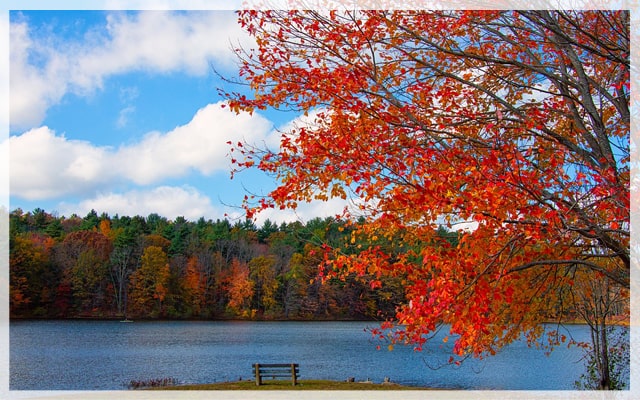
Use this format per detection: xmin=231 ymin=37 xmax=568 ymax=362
xmin=222 ymin=9 xmax=630 ymax=388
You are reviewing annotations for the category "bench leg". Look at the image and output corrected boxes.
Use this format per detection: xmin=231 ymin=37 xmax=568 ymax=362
xmin=291 ymin=363 xmax=297 ymax=386
xmin=255 ymin=364 xmax=261 ymax=386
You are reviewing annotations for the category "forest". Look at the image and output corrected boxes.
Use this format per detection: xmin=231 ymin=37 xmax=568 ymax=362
xmin=9 ymin=207 xmax=457 ymax=321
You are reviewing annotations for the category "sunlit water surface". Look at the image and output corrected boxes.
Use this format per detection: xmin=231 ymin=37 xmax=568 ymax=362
xmin=10 ymin=320 xmax=591 ymax=390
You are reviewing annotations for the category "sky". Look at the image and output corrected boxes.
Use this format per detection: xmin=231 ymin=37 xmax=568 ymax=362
xmin=4 ymin=7 xmax=353 ymax=225
xmin=1 ymin=1 xmax=633 ymax=227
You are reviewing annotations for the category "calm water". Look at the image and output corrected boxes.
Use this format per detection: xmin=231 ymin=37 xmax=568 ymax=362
xmin=10 ymin=320 xmax=591 ymax=390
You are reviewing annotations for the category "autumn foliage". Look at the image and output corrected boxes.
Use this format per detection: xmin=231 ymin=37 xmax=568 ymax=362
xmin=9 ymin=209 xmax=402 ymax=321
xmin=223 ymin=9 xmax=629 ymax=363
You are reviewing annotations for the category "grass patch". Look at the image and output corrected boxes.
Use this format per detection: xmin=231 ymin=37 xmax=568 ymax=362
xmin=154 ymin=379 xmax=431 ymax=390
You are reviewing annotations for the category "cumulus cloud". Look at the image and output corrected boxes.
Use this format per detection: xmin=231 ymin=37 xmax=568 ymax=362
xmin=116 ymin=102 xmax=273 ymax=184
xmin=253 ymin=196 xmax=353 ymax=226
xmin=9 ymin=126 xmax=115 ymax=200
xmin=56 ymin=185 xmax=350 ymax=224
xmin=58 ymin=185 xmax=220 ymax=221
xmin=0 ymin=134 xmax=8 ymax=208
xmin=9 ymin=20 xmax=65 ymax=129
xmin=8 ymin=102 xmax=374 ymax=223
xmin=10 ymin=10 xmax=252 ymax=130
xmin=0 ymin=14 xmax=9 ymax=131
xmin=9 ymin=102 xmax=273 ymax=200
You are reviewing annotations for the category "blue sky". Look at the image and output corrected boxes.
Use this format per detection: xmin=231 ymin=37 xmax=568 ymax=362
xmin=5 ymin=7 xmax=350 ymax=224
xmin=2 ymin=2 xmax=633 ymax=227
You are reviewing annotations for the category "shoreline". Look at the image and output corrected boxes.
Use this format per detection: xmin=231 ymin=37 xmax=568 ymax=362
xmin=151 ymin=379 xmax=440 ymax=391
xmin=9 ymin=316 xmax=628 ymax=326
xmin=8 ymin=316 xmax=387 ymax=324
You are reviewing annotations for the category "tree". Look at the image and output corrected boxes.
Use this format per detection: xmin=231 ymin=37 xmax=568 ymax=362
xmin=258 ymin=219 xmax=279 ymax=243
xmin=10 ymin=233 xmax=56 ymax=316
xmin=58 ymin=230 xmax=113 ymax=267
xmin=167 ymin=216 xmax=192 ymax=256
xmin=569 ymin=263 xmax=629 ymax=389
xmin=128 ymin=246 xmax=170 ymax=317
xmin=146 ymin=213 xmax=169 ymax=235
xmin=225 ymin=258 xmax=255 ymax=317
xmin=31 ymin=208 xmax=49 ymax=231
xmin=183 ymin=256 xmax=206 ymax=316
xmin=248 ymin=255 xmax=280 ymax=316
xmin=223 ymin=9 xmax=629 ymax=387
xmin=281 ymin=252 xmax=307 ymax=318
xmin=109 ymin=227 xmax=138 ymax=316
xmin=44 ymin=218 xmax=64 ymax=239
xmin=141 ymin=233 xmax=171 ymax=252
xmin=80 ymin=209 xmax=100 ymax=231
xmin=56 ymin=230 xmax=113 ymax=314
xmin=183 ymin=236 xmax=221 ymax=317
xmin=70 ymin=248 xmax=110 ymax=314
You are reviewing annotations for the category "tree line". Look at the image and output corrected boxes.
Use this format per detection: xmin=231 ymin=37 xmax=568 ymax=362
xmin=10 ymin=207 xmax=432 ymax=320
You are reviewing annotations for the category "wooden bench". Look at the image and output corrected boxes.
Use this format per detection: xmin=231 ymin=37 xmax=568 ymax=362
xmin=253 ymin=363 xmax=299 ymax=386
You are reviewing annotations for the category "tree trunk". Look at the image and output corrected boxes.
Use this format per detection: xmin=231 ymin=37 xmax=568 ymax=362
xmin=598 ymin=319 xmax=611 ymax=390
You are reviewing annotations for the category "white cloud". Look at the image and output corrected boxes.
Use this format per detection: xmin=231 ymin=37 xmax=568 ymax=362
xmin=0 ymin=12 xmax=9 ymax=130
xmin=9 ymin=126 xmax=115 ymax=200
xmin=90 ymin=11 xmax=243 ymax=77
xmin=9 ymin=21 xmax=65 ymax=129
xmin=253 ymin=197 xmax=357 ymax=226
xmin=271 ymin=107 xmax=329 ymax=150
xmin=1 ymin=12 xmax=9 ymax=208
xmin=114 ymin=102 xmax=273 ymax=184
xmin=58 ymin=185 xmax=220 ymax=221
xmin=116 ymin=105 xmax=135 ymax=128
xmin=10 ymin=10 xmax=252 ymax=130
xmin=7 ymin=102 xmax=381 ymax=224
xmin=0 ymin=135 xmax=8 ymax=209
xmin=9 ymin=102 xmax=274 ymax=200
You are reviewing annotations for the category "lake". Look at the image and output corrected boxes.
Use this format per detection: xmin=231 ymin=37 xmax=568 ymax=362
xmin=10 ymin=320 xmax=591 ymax=390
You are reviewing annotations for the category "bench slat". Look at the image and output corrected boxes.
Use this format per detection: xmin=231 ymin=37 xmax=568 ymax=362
xmin=258 ymin=368 xmax=299 ymax=372
xmin=258 ymin=370 xmax=299 ymax=374
xmin=254 ymin=363 xmax=298 ymax=368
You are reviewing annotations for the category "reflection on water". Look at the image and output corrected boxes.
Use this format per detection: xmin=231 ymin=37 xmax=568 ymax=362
xmin=10 ymin=320 xmax=590 ymax=390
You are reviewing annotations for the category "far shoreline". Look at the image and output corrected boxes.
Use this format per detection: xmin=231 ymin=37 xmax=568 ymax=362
xmin=8 ymin=316 xmax=382 ymax=322
xmin=10 ymin=316 xmax=614 ymax=326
